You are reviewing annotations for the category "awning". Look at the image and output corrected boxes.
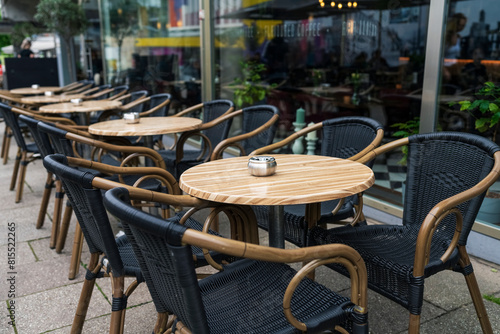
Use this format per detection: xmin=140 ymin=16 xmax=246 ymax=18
xmin=1 ymin=35 xmax=56 ymax=54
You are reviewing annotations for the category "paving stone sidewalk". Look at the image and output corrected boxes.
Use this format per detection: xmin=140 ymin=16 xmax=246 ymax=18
xmin=0 ymin=122 xmax=499 ymax=333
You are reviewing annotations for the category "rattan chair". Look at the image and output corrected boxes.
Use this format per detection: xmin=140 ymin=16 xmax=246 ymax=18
xmin=104 ymin=186 xmax=369 ymax=334
xmin=43 ymin=153 xmax=260 ymax=333
xmin=309 ymin=132 xmax=500 ymax=334
xmin=159 ymin=99 xmax=235 ymax=179
xmin=251 ymin=116 xmax=384 ymax=247
xmin=37 ymin=120 xmax=166 ymax=253
xmin=209 ymin=104 xmax=280 ymax=161
xmin=0 ymin=102 xmax=41 ymax=203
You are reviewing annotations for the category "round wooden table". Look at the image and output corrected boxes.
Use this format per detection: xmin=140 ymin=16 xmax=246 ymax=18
xmin=10 ymin=86 xmax=62 ymax=95
xmin=21 ymin=94 xmax=86 ymax=105
xmin=39 ymin=100 xmax=122 ymax=124
xmin=88 ymin=116 xmax=202 ymax=137
xmin=180 ymin=154 xmax=374 ymax=247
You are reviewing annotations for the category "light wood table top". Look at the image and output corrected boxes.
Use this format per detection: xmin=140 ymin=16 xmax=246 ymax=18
xmin=180 ymin=154 xmax=374 ymax=247
xmin=10 ymin=86 xmax=62 ymax=95
xmin=88 ymin=116 xmax=202 ymax=136
xmin=180 ymin=154 xmax=374 ymax=206
xmin=21 ymin=94 xmax=86 ymax=105
xmin=39 ymin=100 xmax=122 ymax=114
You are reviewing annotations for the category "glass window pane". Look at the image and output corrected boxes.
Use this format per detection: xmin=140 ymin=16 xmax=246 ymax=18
xmin=100 ymin=0 xmax=201 ymax=111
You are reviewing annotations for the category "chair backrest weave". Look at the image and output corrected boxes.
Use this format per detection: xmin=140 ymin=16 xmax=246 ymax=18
xmin=43 ymin=154 xmax=126 ymax=276
xmin=240 ymin=105 xmax=279 ymax=154
xmin=37 ymin=122 xmax=74 ymax=157
xmin=103 ymin=187 xmax=210 ymax=333
xmin=321 ymin=117 xmax=383 ymax=162
xmin=403 ymin=132 xmax=500 ymax=244
xmin=127 ymin=90 xmax=149 ymax=114
xmin=200 ymin=99 xmax=234 ymax=152
xmin=148 ymin=93 xmax=171 ymax=117
xmin=19 ymin=115 xmax=54 ymax=158
xmin=0 ymin=102 xmax=31 ymax=152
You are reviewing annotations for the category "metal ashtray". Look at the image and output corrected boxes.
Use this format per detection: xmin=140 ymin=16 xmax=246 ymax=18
xmin=31 ymin=84 xmax=40 ymax=89
xmin=44 ymin=91 xmax=54 ymax=96
xmin=248 ymin=156 xmax=277 ymax=177
xmin=123 ymin=112 xmax=140 ymax=124
xmin=70 ymin=98 xmax=83 ymax=106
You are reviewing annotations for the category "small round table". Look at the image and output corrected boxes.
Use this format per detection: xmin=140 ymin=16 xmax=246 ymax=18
xmin=180 ymin=154 xmax=375 ymax=247
xmin=21 ymin=94 xmax=87 ymax=105
xmin=88 ymin=116 xmax=202 ymax=148
xmin=39 ymin=100 xmax=122 ymax=124
xmin=10 ymin=86 xmax=62 ymax=95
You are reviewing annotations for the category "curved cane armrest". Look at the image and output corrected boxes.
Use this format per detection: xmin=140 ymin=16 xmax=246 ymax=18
xmin=79 ymin=87 xmax=100 ymax=97
xmin=120 ymin=96 xmax=150 ymax=111
xmin=349 ymin=193 xmax=365 ymax=226
xmin=413 ymin=150 xmax=500 ymax=276
xmin=356 ymin=137 xmax=409 ymax=165
xmin=139 ymin=98 xmax=171 ymax=117
xmin=212 ymin=142 xmax=246 ymax=160
xmin=66 ymin=132 xmax=167 ymax=169
xmin=88 ymin=88 xmax=114 ymax=100
xmin=350 ymin=128 xmax=385 ymax=162
xmin=284 ymin=256 xmax=368 ymax=332
xmin=250 ymin=122 xmax=323 ymax=156
xmin=175 ymin=131 xmax=212 ymax=163
xmin=211 ymin=113 xmax=279 ymax=160
xmin=172 ymin=103 xmax=203 ymax=117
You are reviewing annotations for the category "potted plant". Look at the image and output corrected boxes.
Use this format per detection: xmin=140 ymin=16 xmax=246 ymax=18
xmin=34 ymin=0 xmax=88 ymax=82
xmin=391 ymin=116 xmax=420 ymax=165
xmin=232 ymin=59 xmax=276 ymax=109
xmin=454 ymin=81 xmax=500 ymax=224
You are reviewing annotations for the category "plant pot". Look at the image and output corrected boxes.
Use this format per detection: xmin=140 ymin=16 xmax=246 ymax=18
xmin=477 ymin=196 xmax=500 ymax=225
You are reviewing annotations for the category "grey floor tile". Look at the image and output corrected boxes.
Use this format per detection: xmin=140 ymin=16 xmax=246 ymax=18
xmin=13 ymin=282 xmax=111 ymax=334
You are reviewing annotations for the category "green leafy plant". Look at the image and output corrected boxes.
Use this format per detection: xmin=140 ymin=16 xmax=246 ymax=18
xmin=232 ymin=60 xmax=276 ymax=108
xmin=391 ymin=117 xmax=420 ymax=165
xmin=483 ymin=294 xmax=500 ymax=306
xmin=34 ymin=0 xmax=88 ymax=81
xmin=11 ymin=22 xmax=39 ymax=54
xmin=453 ymin=81 xmax=500 ymax=143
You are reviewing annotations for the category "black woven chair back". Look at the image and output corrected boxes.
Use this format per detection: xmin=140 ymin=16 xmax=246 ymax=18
xmin=43 ymin=154 xmax=127 ymax=277
xmin=321 ymin=116 xmax=383 ymax=167
xmin=126 ymin=90 xmax=149 ymax=114
xmin=19 ymin=115 xmax=54 ymax=158
xmin=148 ymin=93 xmax=171 ymax=117
xmin=104 ymin=187 xmax=210 ymax=332
xmin=0 ymin=103 xmax=32 ymax=152
xmin=240 ymin=105 xmax=279 ymax=154
xmin=110 ymin=85 xmax=129 ymax=97
xmin=403 ymin=132 xmax=500 ymax=244
xmin=37 ymin=122 xmax=74 ymax=157
xmin=201 ymin=99 xmax=234 ymax=152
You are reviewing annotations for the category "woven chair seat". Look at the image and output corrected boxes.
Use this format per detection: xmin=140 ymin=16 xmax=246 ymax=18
xmin=309 ymin=224 xmax=458 ymax=309
xmin=200 ymin=259 xmax=353 ymax=334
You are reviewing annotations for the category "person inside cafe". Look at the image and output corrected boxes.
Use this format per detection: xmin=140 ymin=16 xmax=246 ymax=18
xmin=460 ymin=47 xmax=489 ymax=90
xmin=18 ymin=38 xmax=34 ymax=58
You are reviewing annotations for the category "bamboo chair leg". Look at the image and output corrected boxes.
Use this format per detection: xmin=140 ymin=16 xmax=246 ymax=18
xmin=37 ymin=172 xmax=54 ymax=229
xmin=68 ymin=219 xmax=82 ymax=280
xmin=15 ymin=152 xmax=28 ymax=203
xmin=71 ymin=252 xmax=100 ymax=334
xmin=2 ymin=127 xmax=11 ymax=165
xmin=408 ymin=313 xmax=421 ymax=334
xmin=10 ymin=147 xmax=21 ymax=191
xmin=109 ymin=275 xmax=125 ymax=334
xmin=56 ymin=201 xmax=74 ymax=253
xmin=154 ymin=312 xmax=171 ymax=334
xmin=50 ymin=181 xmax=65 ymax=249
xmin=459 ymin=246 xmax=493 ymax=334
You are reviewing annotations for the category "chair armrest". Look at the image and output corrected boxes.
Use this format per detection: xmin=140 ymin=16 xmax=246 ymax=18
xmin=65 ymin=131 xmax=167 ymax=169
xmin=250 ymin=122 xmax=323 ymax=155
xmin=211 ymin=112 xmax=279 ymax=160
xmin=175 ymin=131 xmax=212 ymax=163
xmin=120 ymin=96 xmax=150 ymax=111
xmin=139 ymin=97 xmax=171 ymax=117
xmin=413 ymin=150 xmax=500 ymax=276
xmin=88 ymin=88 xmax=114 ymax=99
xmin=172 ymin=103 xmax=203 ymax=117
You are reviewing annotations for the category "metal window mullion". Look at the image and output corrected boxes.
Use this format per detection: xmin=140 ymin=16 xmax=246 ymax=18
xmin=419 ymin=0 xmax=449 ymax=134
